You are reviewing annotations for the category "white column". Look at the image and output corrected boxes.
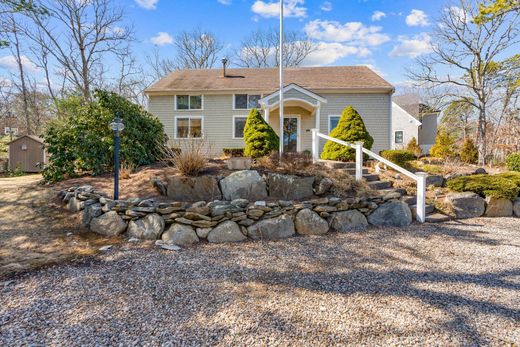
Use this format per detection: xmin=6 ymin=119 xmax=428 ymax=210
xmin=355 ymin=141 xmax=364 ymax=182
xmin=311 ymin=129 xmax=319 ymax=163
xmin=315 ymin=102 xmax=321 ymax=130
xmin=264 ymin=107 xmax=269 ymax=123
xmin=278 ymin=0 xmax=284 ymax=157
xmin=416 ymin=172 xmax=427 ymax=223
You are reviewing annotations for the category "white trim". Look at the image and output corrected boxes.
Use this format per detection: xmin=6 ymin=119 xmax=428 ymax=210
xmin=315 ymin=101 xmax=321 ymax=130
xmin=174 ymin=94 xmax=204 ymax=111
xmin=282 ymin=114 xmax=301 ymax=152
xmin=392 ymin=102 xmax=421 ymax=126
xmin=394 ymin=130 xmax=404 ymax=144
xmin=174 ymin=115 xmax=204 ymax=139
xmin=232 ymin=115 xmax=248 ymax=139
xmin=259 ymin=83 xmax=328 ymax=105
xmin=264 ymin=97 xmax=318 ymax=111
xmin=232 ymin=93 xmax=263 ymax=111
xmin=327 ymin=114 xmax=341 ymax=134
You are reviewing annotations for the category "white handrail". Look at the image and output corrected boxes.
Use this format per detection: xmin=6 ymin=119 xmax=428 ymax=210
xmin=311 ymin=129 xmax=427 ymax=223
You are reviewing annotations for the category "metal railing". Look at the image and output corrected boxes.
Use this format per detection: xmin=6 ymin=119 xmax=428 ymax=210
xmin=311 ymin=129 xmax=427 ymax=223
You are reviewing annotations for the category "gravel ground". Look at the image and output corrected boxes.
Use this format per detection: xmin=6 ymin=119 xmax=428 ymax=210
xmin=1 ymin=218 xmax=519 ymax=346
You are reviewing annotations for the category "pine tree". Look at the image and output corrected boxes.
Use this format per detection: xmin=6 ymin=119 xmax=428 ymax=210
xmin=406 ymin=137 xmax=422 ymax=158
xmin=321 ymin=105 xmax=374 ymax=161
xmin=460 ymin=137 xmax=478 ymax=164
xmin=430 ymin=129 xmax=457 ymax=159
xmin=243 ymin=108 xmax=279 ymax=158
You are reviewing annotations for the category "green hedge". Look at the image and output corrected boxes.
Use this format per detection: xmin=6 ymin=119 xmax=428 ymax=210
xmin=380 ymin=149 xmax=416 ymax=167
xmin=223 ymin=148 xmax=245 ymax=157
xmin=446 ymin=172 xmax=520 ymax=200
xmin=506 ymin=152 xmax=520 ymax=172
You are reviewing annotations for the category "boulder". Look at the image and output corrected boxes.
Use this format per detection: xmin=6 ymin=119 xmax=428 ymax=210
xmin=127 ymin=213 xmax=165 ymax=240
xmin=151 ymin=177 xmax=167 ymax=196
xmin=485 ymin=197 xmax=513 ymax=217
xmin=368 ymin=201 xmax=412 ymax=227
xmin=196 ymin=228 xmax=212 ymax=239
xmin=315 ymin=177 xmax=333 ymax=196
xmin=90 ymin=211 xmax=127 ymax=236
xmin=445 ymin=192 xmax=485 ymax=219
xmin=219 ymin=170 xmax=267 ymax=201
xmin=294 ymin=209 xmax=329 ymax=235
xmin=426 ymin=175 xmax=445 ymax=187
xmin=513 ymin=198 xmax=520 ymax=217
xmin=267 ymin=173 xmax=315 ymax=200
xmin=247 ymin=214 xmax=295 ymax=240
xmin=82 ymin=203 xmax=103 ymax=227
xmin=67 ymin=197 xmax=84 ymax=212
xmin=473 ymin=167 xmax=487 ymax=175
xmin=329 ymin=210 xmax=368 ymax=232
xmin=167 ymin=176 xmax=222 ymax=201
xmin=207 ymin=221 xmax=246 ymax=243
xmin=162 ymin=224 xmax=199 ymax=246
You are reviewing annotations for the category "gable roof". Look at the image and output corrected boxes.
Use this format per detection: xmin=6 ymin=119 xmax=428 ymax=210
xmin=259 ymin=83 xmax=328 ymax=105
xmin=393 ymin=94 xmax=440 ymax=121
xmin=392 ymin=102 xmax=422 ymax=126
xmin=8 ymin=135 xmax=44 ymax=145
xmin=145 ymin=66 xmax=394 ymax=94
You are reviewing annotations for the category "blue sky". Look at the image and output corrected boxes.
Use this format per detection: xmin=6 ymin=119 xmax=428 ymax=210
xmin=129 ymin=0 xmax=445 ymax=84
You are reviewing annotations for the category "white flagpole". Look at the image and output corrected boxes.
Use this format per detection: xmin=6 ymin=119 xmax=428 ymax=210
xmin=279 ymin=0 xmax=284 ymax=158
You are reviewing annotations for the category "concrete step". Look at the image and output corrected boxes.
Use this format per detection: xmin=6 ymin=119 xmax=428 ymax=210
xmin=368 ymin=180 xmax=393 ymax=190
xmin=425 ymin=213 xmax=452 ymax=223
xmin=363 ymin=174 xmax=380 ymax=182
xmin=319 ymin=160 xmax=357 ymax=169
xmin=344 ymin=168 xmax=370 ymax=175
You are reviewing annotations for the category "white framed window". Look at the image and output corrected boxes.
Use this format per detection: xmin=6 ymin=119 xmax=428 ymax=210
xmin=232 ymin=115 xmax=248 ymax=139
xmin=395 ymin=130 xmax=404 ymax=144
xmin=4 ymin=127 xmax=18 ymax=135
xmin=175 ymin=95 xmax=203 ymax=110
xmin=174 ymin=116 xmax=204 ymax=139
xmin=328 ymin=115 xmax=340 ymax=133
xmin=234 ymin=94 xmax=261 ymax=110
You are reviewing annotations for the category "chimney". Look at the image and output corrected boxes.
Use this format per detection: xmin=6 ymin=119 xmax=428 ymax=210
xmin=221 ymin=58 xmax=228 ymax=78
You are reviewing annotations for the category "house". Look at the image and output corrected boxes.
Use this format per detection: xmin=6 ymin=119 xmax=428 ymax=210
xmin=392 ymin=94 xmax=439 ymax=154
xmin=8 ymin=135 xmax=47 ymax=173
xmin=145 ymin=65 xmax=395 ymax=156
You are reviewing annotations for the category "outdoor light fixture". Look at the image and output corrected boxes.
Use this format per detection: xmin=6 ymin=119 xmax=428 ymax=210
xmin=110 ymin=113 xmax=125 ymax=200
xmin=21 ymin=144 xmax=27 ymax=151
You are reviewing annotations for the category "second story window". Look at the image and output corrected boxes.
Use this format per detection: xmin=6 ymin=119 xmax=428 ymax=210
xmin=176 ymin=95 xmax=202 ymax=110
xmin=234 ymin=94 xmax=261 ymax=109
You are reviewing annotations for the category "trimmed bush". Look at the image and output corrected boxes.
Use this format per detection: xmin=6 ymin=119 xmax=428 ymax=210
xmin=406 ymin=137 xmax=422 ymax=158
xmin=380 ymin=149 xmax=416 ymax=168
xmin=321 ymin=106 xmax=374 ymax=161
xmin=506 ymin=152 xmax=520 ymax=172
xmin=223 ymin=148 xmax=245 ymax=157
xmin=460 ymin=138 xmax=478 ymax=164
xmin=43 ymin=90 xmax=167 ymax=182
xmin=447 ymin=173 xmax=520 ymax=200
xmin=243 ymin=108 xmax=279 ymax=158
xmin=430 ymin=129 xmax=457 ymax=159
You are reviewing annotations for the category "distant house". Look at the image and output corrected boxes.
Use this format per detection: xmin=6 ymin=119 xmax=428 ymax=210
xmin=1 ymin=116 xmax=24 ymax=138
xmin=145 ymin=65 xmax=395 ymax=156
xmin=392 ymin=94 xmax=439 ymax=154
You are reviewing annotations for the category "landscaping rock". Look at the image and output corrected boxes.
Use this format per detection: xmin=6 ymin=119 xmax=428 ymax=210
xmin=426 ymin=175 xmax=445 ymax=187
xmin=207 ymin=221 xmax=246 ymax=243
xmin=161 ymin=224 xmax=199 ymax=246
xmin=151 ymin=177 xmax=167 ymax=196
xmin=315 ymin=177 xmax=333 ymax=196
xmin=267 ymin=173 xmax=314 ymax=200
xmin=485 ymin=197 xmax=513 ymax=217
xmin=90 ymin=211 xmax=127 ymax=236
xmin=329 ymin=210 xmax=368 ymax=232
xmin=82 ymin=203 xmax=102 ymax=227
xmin=67 ymin=197 xmax=84 ymax=212
xmin=474 ymin=167 xmax=487 ymax=175
xmin=247 ymin=214 xmax=295 ymax=240
xmin=127 ymin=213 xmax=165 ymax=240
xmin=219 ymin=170 xmax=267 ymax=201
xmin=294 ymin=209 xmax=329 ymax=235
xmin=513 ymin=198 xmax=520 ymax=217
xmin=368 ymin=201 xmax=412 ymax=227
xmin=167 ymin=176 xmax=222 ymax=201
xmin=445 ymin=192 xmax=485 ymax=219
xmin=196 ymin=228 xmax=212 ymax=239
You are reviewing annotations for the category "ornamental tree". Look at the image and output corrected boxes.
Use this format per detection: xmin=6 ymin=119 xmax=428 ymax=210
xmin=243 ymin=108 xmax=279 ymax=158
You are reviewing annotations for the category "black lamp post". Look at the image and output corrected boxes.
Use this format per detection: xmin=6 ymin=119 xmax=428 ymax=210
xmin=110 ymin=113 xmax=125 ymax=200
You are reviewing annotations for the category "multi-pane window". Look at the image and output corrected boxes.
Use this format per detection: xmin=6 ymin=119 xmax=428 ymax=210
xmin=4 ymin=127 xmax=18 ymax=135
xmin=233 ymin=116 xmax=247 ymax=138
xmin=176 ymin=95 xmax=202 ymax=110
xmin=329 ymin=116 xmax=340 ymax=133
xmin=175 ymin=117 xmax=203 ymax=139
xmin=395 ymin=131 xmax=404 ymax=144
xmin=234 ymin=94 xmax=261 ymax=109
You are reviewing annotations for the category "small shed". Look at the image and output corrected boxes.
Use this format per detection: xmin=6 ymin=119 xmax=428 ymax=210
xmin=8 ymin=135 xmax=47 ymax=173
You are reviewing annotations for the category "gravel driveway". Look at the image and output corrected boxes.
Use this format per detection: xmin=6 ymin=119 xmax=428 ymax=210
xmin=1 ymin=217 xmax=519 ymax=346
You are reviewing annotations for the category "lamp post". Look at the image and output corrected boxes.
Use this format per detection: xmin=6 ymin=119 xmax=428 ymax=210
xmin=110 ymin=113 xmax=125 ymax=200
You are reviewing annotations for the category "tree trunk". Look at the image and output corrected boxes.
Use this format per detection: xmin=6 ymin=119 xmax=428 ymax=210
xmin=477 ymin=106 xmax=487 ymax=165
xmin=12 ymin=21 xmax=32 ymax=135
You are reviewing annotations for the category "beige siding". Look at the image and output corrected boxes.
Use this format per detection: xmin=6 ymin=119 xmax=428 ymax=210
xmin=268 ymin=106 xmax=314 ymax=152
xmin=8 ymin=137 xmax=45 ymax=173
xmin=267 ymin=89 xmax=319 ymax=107
xmin=319 ymin=93 xmax=391 ymax=154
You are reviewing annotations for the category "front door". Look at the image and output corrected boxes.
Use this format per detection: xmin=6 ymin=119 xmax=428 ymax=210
xmin=283 ymin=116 xmax=299 ymax=152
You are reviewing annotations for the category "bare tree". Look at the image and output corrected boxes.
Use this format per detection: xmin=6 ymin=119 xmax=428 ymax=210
xmin=234 ymin=27 xmax=317 ymax=68
xmin=145 ymin=47 xmax=176 ymax=81
xmin=174 ymin=28 xmax=224 ymax=69
xmin=408 ymin=0 xmax=519 ymax=164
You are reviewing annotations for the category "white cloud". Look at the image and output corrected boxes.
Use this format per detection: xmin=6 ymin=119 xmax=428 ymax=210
xmin=389 ymin=33 xmax=433 ymax=58
xmin=304 ymin=42 xmax=370 ymax=66
xmin=251 ymin=0 xmax=307 ymax=18
xmin=0 ymin=55 xmax=39 ymax=73
xmin=150 ymin=32 xmax=173 ymax=46
xmin=405 ymin=9 xmax=429 ymax=26
xmin=371 ymin=11 xmax=386 ymax=21
xmin=304 ymin=20 xmax=390 ymax=46
xmin=135 ymin=0 xmax=158 ymax=10
xmin=218 ymin=0 xmax=231 ymax=5
xmin=321 ymin=1 xmax=332 ymax=11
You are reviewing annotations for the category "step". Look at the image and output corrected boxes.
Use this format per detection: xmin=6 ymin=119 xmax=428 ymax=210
xmin=378 ymin=188 xmax=407 ymax=196
xmin=344 ymin=168 xmax=370 ymax=175
xmin=401 ymin=195 xmax=417 ymax=205
xmin=319 ymin=160 xmax=357 ymax=169
xmin=368 ymin=180 xmax=393 ymax=190
xmin=363 ymin=174 xmax=380 ymax=182
xmin=425 ymin=213 xmax=451 ymax=223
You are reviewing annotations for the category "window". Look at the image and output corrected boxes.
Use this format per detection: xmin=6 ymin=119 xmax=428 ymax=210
xmin=395 ymin=131 xmax=404 ymax=144
xmin=233 ymin=116 xmax=247 ymax=139
xmin=329 ymin=116 xmax=340 ymax=133
xmin=4 ymin=127 xmax=18 ymax=135
xmin=176 ymin=95 xmax=202 ymax=110
xmin=234 ymin=94 xmax=261 ymax=109
xmin=175 ymin=116 xmax=203 ymax=139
